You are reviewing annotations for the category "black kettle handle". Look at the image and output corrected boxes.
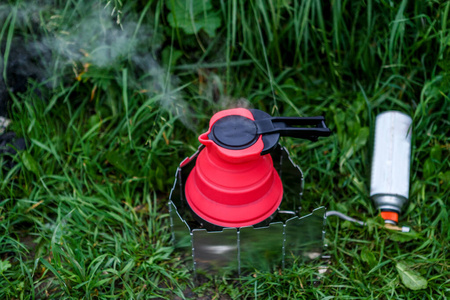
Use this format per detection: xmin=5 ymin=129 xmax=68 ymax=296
xmin=256 ymin=116 xmax=331 ymax=140
xmin=250 ymin=109 xmax=332 ymax=155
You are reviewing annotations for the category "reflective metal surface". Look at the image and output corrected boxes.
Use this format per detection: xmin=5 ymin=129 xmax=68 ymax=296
xmin=284 ymin=207 xmax=326 ymax=267
xmin=272 ymin=146 xmax=303 ymax=212
xmin=168 ymin=202 xmax=191 ymax=249
xmin=240 ymin=222 xmax=284 ymax=272
xmin=192 ymin=228 xmax=238 ymax=274
xmin=169 ymin=144 xmax=327 ymax=276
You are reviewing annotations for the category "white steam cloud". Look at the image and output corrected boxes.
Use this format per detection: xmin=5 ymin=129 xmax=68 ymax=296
xmin=0 ymin=1 xmax=194 ymax=129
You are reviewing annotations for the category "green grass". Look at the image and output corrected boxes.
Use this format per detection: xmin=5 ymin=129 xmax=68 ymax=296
xmin=0 ymin=0 xmax=449 ymax=298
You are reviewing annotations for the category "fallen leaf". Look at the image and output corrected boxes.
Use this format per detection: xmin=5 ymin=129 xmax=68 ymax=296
xmin=0 ymin=259 xmax=11 ymax=273
xmin=22 ymin=151 xmax=39 ymax=175
xmin=396 ymin=261 xmax=428 ymax=290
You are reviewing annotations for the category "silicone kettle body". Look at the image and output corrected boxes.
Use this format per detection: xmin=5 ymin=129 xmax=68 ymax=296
xmin=185 ymin=108 xmax=330 ymax=228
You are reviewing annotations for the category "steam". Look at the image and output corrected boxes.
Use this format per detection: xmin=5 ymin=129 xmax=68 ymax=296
xmin=1 ymin=1 xmax=194 ymax=129
xmin=0 ymin=1 xmax=254 ymax=131
xmin=41 ymin=10 xmax=140 ymax=68
xmin=219 ymin=96 xmax=252 ymax=110
xmin=197 ymin=70 xmax=252 ymax=112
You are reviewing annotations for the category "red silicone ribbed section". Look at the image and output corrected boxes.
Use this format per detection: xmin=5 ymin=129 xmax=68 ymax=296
xmin=185 ymin=143 xmax=283 ymax=228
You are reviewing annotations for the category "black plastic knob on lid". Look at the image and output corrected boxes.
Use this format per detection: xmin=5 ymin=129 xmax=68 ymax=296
xmin=210 ymin=115 xmax=258 ymax=149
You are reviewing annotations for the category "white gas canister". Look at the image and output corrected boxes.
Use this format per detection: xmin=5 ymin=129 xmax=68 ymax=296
xmin=370 ymin=111 xmax=412 ymax=224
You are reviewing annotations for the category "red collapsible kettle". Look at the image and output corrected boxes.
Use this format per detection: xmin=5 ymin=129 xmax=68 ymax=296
xmin=185 ymin=108 xmax=331 ymax=228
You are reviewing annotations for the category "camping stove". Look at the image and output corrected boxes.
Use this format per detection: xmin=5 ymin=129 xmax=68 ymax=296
xmin=169 ymin=108 xmax=331 ymax=275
